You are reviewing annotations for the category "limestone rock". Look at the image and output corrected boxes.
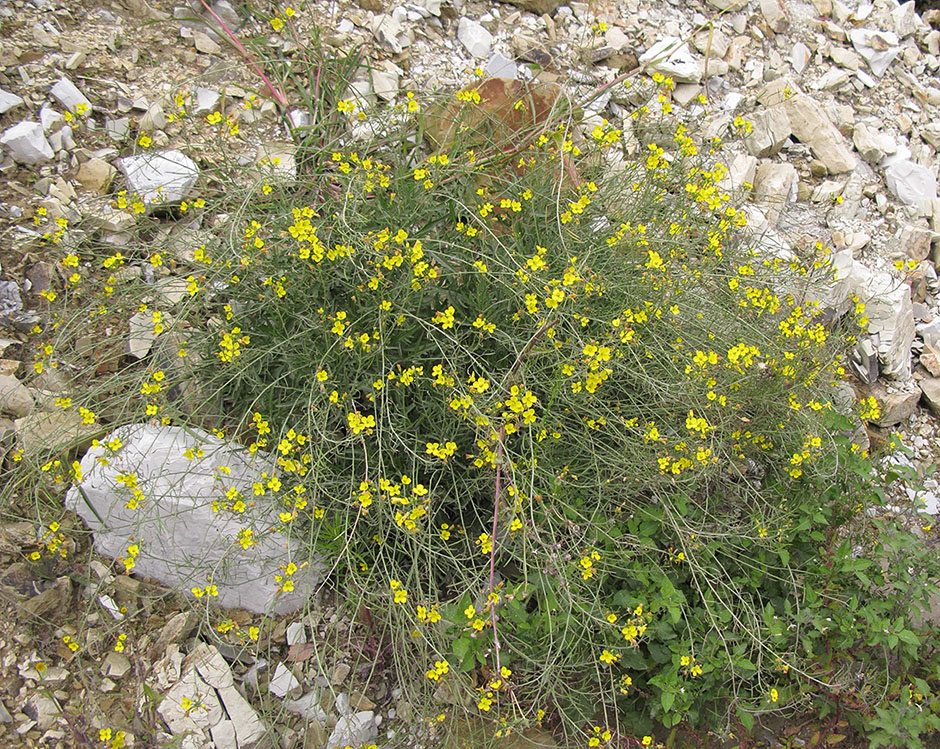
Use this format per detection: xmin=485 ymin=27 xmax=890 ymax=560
xmin=760 ymin=0 xmax=790 ymax=32
xmin=0 ymin=89 xmax=24 ymax=115
xmin=370 ymin=61 xmax=400 ymax=103
xmin=118 ymin=150 xmax=199 ymax=206
xmin=0 ymin=121 xmax=54 ymax=165
xmin=753 ymin=162 xmax=797 ymax=226
xmin=920 ymin=377 xmax=940 ymax=418
xmin=327 ymin=711 xmax=377 ymax=749
xmin=50 ymin=77 xmax=92 ymax=114
xmin=457 ymin=18 xmax=493 ymax=59
xmin=192 ymin=30 xmax=222 ymax=55
xmin=64 ymin=423 xmax=323 ymax=615
xmin=859 ymin=381 xmax=919 ymax=427
xmin=0 ymin=375 xmax=33 ymax=418
xmin=852 ymin=122 xmax=895 ymax=164
xmin=744 ymin=106 xmax=791 ymax=157
xmin=782 ymin=94 xmax=855 ymax=173
xmin=14 ymin=410 xmax=100 ymax=459
xmin=857 ymin=269 xmax=915 ymax=380
xmin=639 ymin=38 xmax=702 ymax=83
xmin=159 ymin=642 xmax=266 ymax=748
xmin=370 ymin=14 xmax=413 ymax=54
xmin=884 ymin=160 xmax=938 ymax=207
xmin=849 ymin=28 xmax=901 ymax=77
xmin=76 ymin=158 xmax=117 ymax=194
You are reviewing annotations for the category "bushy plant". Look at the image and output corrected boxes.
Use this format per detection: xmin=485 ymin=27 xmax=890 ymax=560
xmin=12 ymin=30 xmax=940 ymax=747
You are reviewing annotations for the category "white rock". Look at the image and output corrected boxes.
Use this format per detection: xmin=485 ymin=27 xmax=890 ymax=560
xmin=791 ymin=42 xmax=811 ymax=74
xmin=65 ymin=423 xmax=323 ymax=615
xmin=39 ymin=106 xmax=64 ymax=133
xmin=118 ymin=150 xmax=199 ymax=206
xmin=640 ymin=37 xmax=702 ymax=83
xmin=743 ymin=106 xmax=791 ymax=157
xmin=719 ymin=152 xmax=758 ymax=191
xmin=485 ymin=53 xmax=517 ymax=80
xmin=370 ymin=14 xmax=413 ymax=54
xmin=286 ymin=622 xmax=307 ymax=645
xmin=327 ymin=711 xmax=377 ymax=749
xmin=193 ymin=87 xmax=222 ymax=115
xmin=126 ymin=311 xmax=156 ymax=359
xmin=370 ymin=61 xmax=400 ymax=103
xmin=159 ymin=643 xmax=266 ymax=747
xmin=760 ymin=0 xmax=789 ymax=32
xmin=0 ymin=89 xmax=24 ymax=115
xmin=457 ymin=18 xmax=493 ymax=59
xmin=50 ymin=77 xmax=92 ymax=114
xmin=269 ymin=662 xmax=301 ymax=698
xmin=48 ymin=126 xmax=75 ymax=153
xmin=852 ymin=122 xmax=895 ymax=163
xmin=605 ymin=27 xmax=630 ymax=52
xmin=0 ymin=121 xmax=54 ymax=164
xmin=884 ymin=160 xmax=938 ymax=207
xmin=857 ymin=269 xmax=915 ymax=379
xmin=783 ymin=94 xmax=855 ymax=173
xmin=849 ymin=28 xmax=901 ymax=77
xmin=285 ymin=692 xmax=328 ymax=721
xmin=0 ymin=375 xmax=34 ymax=418
xmin=892 ymin=0 xmax=918 ymax=38
xmin=140 ymin=103 xmax=167 ymax=132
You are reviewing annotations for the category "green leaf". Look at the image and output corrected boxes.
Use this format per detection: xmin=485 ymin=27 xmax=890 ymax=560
xmin=898 ymin=629 xmax=920 ymax=647
xmin=661 ymin=691 xmax=675 ymax=712
xmin=736 ymin=706 xmax=754 ymax=733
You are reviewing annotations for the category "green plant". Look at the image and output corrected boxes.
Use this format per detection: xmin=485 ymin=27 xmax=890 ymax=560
xmin=9 ymin=19 xmax=940 ymax=748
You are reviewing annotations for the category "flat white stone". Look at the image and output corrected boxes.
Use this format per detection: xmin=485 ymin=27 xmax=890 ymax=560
xmin=50 ymin=77 xmax=92 ymax=114
xmin=66 ymin=424 xmax=323 ymax=615
xmin=0 ymin=121 xmax=54 ymax=164
xmin=0 ymin=89 xmax=24 ymax=115
xmin=118 ymin=150 xmax=199 ymax=205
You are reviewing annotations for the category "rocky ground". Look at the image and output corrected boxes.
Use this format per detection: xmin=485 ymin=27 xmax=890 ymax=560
xmin=1 ymin=0 xmax=940 ymax=745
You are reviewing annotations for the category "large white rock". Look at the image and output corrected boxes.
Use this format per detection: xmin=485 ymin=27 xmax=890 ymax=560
xmin=857 ymin=269 xmax=915 ymax=380
xmin=884 ymin=160 xmax=938 ymax=207
xmin=782 ymin=94 xmax=855 ymax=173
xmin=50 ymin=77 xmax=92 ymax=114
xmin=327 ymin=711 xmax=377 ymax=749
xmin=0 ymin=121 xmax=54 ymax=165
xmin=65 ymin=423 xmax=322 ymax=615
xmin=753 ymin=162 xmax=797 ymax=227
xmin=849 ymin=28 xmax=901 ymax=77
xmin=118 ymin=150 xmax=199 ymax=206
xmin=744 ymin=106 xmax=791 ymax=158
xmin=457 ymin=17 xmax=493 ymax=59
xmin=0 ymin=89 xmax=24 ymax=115
xmin=640 ymin=37 xmax=702 ymax=83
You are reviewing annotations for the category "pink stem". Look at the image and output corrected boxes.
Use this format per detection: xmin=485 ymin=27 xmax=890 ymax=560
xmin=197 ymin=0 xmax=289 ymax=109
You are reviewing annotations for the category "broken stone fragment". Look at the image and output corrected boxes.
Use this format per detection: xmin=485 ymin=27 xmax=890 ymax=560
xmin=743 ymin=106 xmax=791 ymax=157
xmin=50 ymin=77 xmax=92 ymax=114
xmin=117 ymin=149 xmax=199 ymax=206
xmin=65 ymin=423 xmax=322 ymax=615
xmin=639 ymin=37 xmax=702 ymax=83
xmin=0 ymin=89 xmax=24 ymax=115
xmin=782 ymin=94 xmax=855 ymax=173
xmin=76 ymin=158 xmax=117 ymax=194
xmin=0 ymin=121 xmax=54 ymax=165
xmin=158 ymin=642 xmax=266 ymax=748
xmin=457 ymin=17 xmax=493 ymax=59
